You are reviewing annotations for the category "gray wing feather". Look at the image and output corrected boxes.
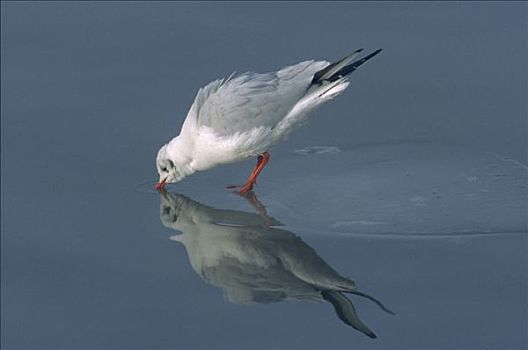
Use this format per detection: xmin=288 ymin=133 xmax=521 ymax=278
xmin=194 ymin=60 xmax=329 ymax=136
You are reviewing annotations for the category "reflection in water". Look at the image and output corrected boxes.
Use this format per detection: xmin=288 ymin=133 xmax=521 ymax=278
xmin=159 ymin=191 xmax=393 ymax=338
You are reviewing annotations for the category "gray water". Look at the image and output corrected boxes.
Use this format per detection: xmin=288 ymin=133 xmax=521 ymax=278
xmin=1 ymin=2 xmax=527 ymax=349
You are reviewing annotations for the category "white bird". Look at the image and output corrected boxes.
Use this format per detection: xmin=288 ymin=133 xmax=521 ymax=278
xmin=155 ymin=49 xmax=382 ymax=192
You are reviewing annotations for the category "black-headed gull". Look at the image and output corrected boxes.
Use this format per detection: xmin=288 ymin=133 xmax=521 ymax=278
xmin=155 ymin=49 xmax=382 ymax=192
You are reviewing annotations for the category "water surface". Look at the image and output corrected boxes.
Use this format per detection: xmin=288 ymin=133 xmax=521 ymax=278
xmin=2 ymin=3 xmax=527 ymax=349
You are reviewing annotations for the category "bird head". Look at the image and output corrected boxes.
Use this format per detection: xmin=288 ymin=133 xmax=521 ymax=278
xmin=155 ymin=144 xmax=187 ymax=189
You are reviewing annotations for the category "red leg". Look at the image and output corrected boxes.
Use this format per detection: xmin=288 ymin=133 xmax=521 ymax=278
xmin=227 ymin=155 xmax=264 ymax=189
xmin=249 ymin=154 xmax=266 ymax=179
xmin=228 ymin=152 xmax=270 ymax=194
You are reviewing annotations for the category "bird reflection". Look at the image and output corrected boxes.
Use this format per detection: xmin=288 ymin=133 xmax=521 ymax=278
xmin=159 ymin=191 xmax=393 ymax=338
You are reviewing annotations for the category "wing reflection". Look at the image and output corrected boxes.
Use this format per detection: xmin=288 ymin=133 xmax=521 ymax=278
xmin=159 ymin=191 xmax=393 ymax=338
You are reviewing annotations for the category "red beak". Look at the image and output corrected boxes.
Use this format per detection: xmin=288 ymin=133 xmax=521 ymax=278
xmin=155 ymin=177 xmax=167 ymax=191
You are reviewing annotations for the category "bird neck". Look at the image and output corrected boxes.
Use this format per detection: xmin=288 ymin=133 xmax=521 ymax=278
xmin=167 ymin=136 xmax=196 ymax=176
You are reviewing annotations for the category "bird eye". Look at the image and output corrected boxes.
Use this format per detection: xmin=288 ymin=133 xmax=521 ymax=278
xmin=161 ymin=167 xmax=167 ymax=172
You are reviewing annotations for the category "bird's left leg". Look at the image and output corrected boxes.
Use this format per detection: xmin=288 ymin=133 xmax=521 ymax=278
xmin=227 ymin=152 xmax=270 ymax=194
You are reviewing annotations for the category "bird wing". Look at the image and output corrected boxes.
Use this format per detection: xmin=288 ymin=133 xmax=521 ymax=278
xmin=193 ymin=60 xmax=329 ymax=136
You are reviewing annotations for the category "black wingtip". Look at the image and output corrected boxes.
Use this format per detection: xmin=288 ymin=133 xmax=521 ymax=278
xmin=350 ymin=49 xmax=382 ymax=68
xmin=311 ymin=48 xmax=382 ymax=85
xmin=365 ymin=48 xmax=383 ymax=59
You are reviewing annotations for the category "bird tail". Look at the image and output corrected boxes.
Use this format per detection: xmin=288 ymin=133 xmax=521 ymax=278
xmin=312 ymin=49 xmax=382 ymax=86
xmin=273 ymin=49 xmax=381 ymax=137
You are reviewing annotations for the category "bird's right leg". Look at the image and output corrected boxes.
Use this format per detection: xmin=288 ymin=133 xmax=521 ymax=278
xmin=227 ymin=152 xmax=270 ymax=194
